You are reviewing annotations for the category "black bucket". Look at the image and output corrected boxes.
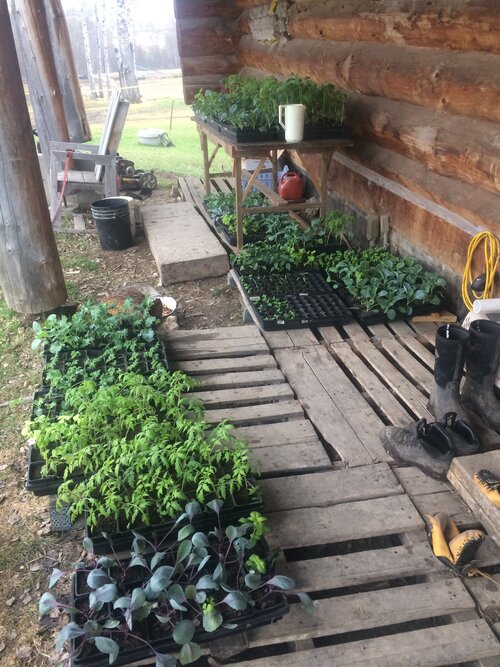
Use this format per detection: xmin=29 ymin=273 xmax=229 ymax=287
xmin=91 ymin=198 xmax=133 ymax=251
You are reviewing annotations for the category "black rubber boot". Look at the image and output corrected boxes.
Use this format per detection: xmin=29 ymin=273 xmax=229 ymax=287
xmin=462 ymin=320 xmax=500 ymax=433
xmin=428 ymin=324 xmax=470 ymax=423
xmin=380 ymin=419 xmax=455 ymax=479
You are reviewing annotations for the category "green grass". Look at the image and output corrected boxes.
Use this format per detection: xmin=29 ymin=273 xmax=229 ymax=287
xmin=91 ymin=96 xmax=231 ymax=178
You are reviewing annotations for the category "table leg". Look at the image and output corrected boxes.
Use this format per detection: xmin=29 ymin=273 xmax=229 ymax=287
xmin=201 ymin=131 xmax=211 ymax=195
xmin=234 ymin=157 xmax=243 ymax=251
xmin=271 ymin=149 xmax=278 ymax=192
xmin=320 ymin=151 xmax=331 ymax=217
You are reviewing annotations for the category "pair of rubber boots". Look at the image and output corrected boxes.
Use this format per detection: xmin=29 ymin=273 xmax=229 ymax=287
xmin=382 ymin=320 xmax=500 ymax=479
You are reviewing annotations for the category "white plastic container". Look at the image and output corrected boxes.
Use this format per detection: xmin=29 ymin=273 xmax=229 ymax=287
xmin=137 ymin=129 xmax=165 ymax=146
xmin=278 ymin=104 xmax=306 ymax=143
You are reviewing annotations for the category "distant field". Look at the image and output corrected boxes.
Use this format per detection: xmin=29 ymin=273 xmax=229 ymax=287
xmin=85 ymin=75 xmax=231 ymax=178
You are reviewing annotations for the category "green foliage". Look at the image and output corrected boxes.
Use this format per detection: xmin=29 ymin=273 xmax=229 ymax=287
xmin=28 ymin=369 xmax=256 ymax=529
xmin=320 ymin=248 xmax=447 ymax=319
xmin=32 ymin=298 xmax=158 ymax=355
xmin=254 ymin=295 xmax=297 ymax=321
xmin=41 ymin=508 xmax=314 ymax=665
xmin=193 ymin=75 xmax=346 ymax=131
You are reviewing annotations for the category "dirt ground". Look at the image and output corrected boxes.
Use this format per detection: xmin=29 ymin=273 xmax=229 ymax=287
xmin=0 ymin=178 xmax=245 ymax=667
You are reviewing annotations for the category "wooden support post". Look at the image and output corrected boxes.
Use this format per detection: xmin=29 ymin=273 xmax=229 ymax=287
xmin=320 ymin=150 xmax=331 ymax=218
xmin=0 ymin=0 xmax=67 ymax=313
xmin=271 ymin=148 xmax=278 ymax=192
xmin=234 ymin=157 xmax=244 ymax=250
xmin=201 ymin=130 xmax=211 ymax=195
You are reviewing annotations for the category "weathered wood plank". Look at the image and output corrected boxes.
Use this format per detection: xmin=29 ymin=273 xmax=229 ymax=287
xmin=282 ymin=540 xmax=444 ymax=592
xmin=448 ymin=451 xmax=500 ymax=547
xmin=411 ymin=491 xmax=479 ymax=530
xmin=246 ymin=578 xmax=474 ymax=647
xmin=353 ymin=340 xmax=433 ymax=419
xmin=331 ymin=341 xmax=412 ymax=427
xmin=195 ymin=369 xmax=285 ymax=389
xmin=171 ymin=355 xmax=277 ymax=375
xmin=233 ymin=420 xmax=319 ymax=448
xmin=317 ymin=325 xmax=344 ymax=344
xmin=395 ymin=333 xmax=436 ymax=370
xmin=234 ymin=619 xmax=500 ymax=667
xmin=204 ymin=401 xmax=304 ymax=426
xmin=394 ymin=466 xmax=450 ymax=496
xmin=190 ymin=383 xmax=294 ymax=407
xmin=267 ymin=495 xmax=423 ymax=549
xmin=411 ymin=321 xmax=438 ymax=347
xmin=374 ymin=337 xmax=434 ymax=394
xmin=343 ymin=320 xmax=371 ymax=341
xmin=166 ymin=342 xmax=269 ymax=361
xmin=165 ymin=325 xmax=262 ymax=342
xmin=263 ymin=328 xmax=319 ymax=349
xmin=259 ymin=464 xmax=402 ymax=512
xmin=276 ymin=346 xmax=388 ymax=465
xmin=250 ymin=442 xmax=331 ymax=475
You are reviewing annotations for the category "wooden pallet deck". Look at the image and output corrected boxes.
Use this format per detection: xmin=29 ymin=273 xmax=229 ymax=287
xmin=158 ymin=324 xmax=500 ymax=667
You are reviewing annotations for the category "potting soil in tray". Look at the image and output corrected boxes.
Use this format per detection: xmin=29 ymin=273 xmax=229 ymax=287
xmin=239 ymin=271 xmax=334 ymax=298
xmin=249 ymin=292 xmax=352 ymax=331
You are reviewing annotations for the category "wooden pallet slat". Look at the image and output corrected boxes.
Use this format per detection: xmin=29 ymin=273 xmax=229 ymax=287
xmin=276 ymin=346 xmax=389 ymax=466
xmin=204 ymin=400 xmax=304 ymax=426
xmin=233 ymin=420 xmax=319 ymax=448
xmin=232 ymin=619 xmax=500 ymax=667
xmin=250 ymin=442 xmax=332 ymax=475
xmin=258 ymin=464 xmax=402 ymax=512
xmin=267 ymin=494 xmax=423 ymax=549
xmin=190 ymin=383 xmax=294 ymax=407
xmin=166 ymin=341 xmax=269 ymax=360
xmin=246 ymin=578 xmax=474 ymax=648
xmin=331 ymin=341 xmax=412 ymax=427
xmin=194 ymin=368 xmax=286 ymax=389
xmin=171 ymin=354 xmax=278 ymax=375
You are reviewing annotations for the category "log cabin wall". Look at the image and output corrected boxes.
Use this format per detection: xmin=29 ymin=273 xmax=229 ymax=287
xmin=176 ymin=0 xmax=500 ymax=296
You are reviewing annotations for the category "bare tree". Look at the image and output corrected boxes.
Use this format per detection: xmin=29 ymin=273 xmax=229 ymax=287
xmin=101 ymin=0 xmax=112 ymax=97
xmin=94 ymin=0 xmax=103 ymax=97
xmin=114 ymin=0 xmax=141 ymax=103
xmin=81 ymin=4 xmax=97 ymax=100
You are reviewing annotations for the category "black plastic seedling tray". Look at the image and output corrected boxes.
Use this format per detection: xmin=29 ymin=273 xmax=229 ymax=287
xmin=250 ymin=292 xmax=352 ymax=330
xmin=239 ymin=271 xmax=334 ymax=299
xmin=218 ymin=223 xmax=265 ymax=247
xmin=194 ymin=114 xmax=279 ymax=143
xmin=26 ymin=446 xmax=84 ymax=497
xmin=338 ymin=289 xmax=446 ymax=326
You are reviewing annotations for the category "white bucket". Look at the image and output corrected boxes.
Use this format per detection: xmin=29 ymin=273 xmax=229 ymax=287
xmin=278 ymin=104 xmax=306 ymax=143
xmin=137 ymin=129 xmax=165 ymax=146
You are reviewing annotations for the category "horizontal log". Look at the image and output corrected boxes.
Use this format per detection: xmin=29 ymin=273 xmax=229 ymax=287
xmin=235 ymin=0 xmax=269 ymax=7
xmin=183 ymin=82 xmax=224 ymax=105
xmin=293 ymin=151 xmax=479 ymax=279
xmin=350 ymin=142 xmax=499 ymax=235
xmin=288 ymin=0 xmax=500 ymax=55
xmin=346 ymin=95 xmax=500 ymax=195
xmin=238 ymin=35 xmax=500 ymax=124
xmin=176 ymin=18 xmax=239 ymax=58
xmin=174 ymin=0 xmax=242 ymax=20
xmin=181 ymin=55 xmax=239 ymax=78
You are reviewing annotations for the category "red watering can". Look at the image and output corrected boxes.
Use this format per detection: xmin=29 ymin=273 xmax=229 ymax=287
xmin=279 ymin=171 xmax=304 ymax=201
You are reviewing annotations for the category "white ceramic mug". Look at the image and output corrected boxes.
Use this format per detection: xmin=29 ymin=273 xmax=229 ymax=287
xmin=278 ymin=104 xmax=306 ymax=143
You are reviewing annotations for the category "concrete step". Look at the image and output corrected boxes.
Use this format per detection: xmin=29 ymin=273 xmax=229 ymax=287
xmin=143 ymin=202 xmax=229 ymax=284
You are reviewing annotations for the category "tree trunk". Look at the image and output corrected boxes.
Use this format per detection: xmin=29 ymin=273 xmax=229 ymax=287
xmin=45 ymin=0 xmax=91 ymax=142
xmin=11 ymin=0 xmax=69 ymax=169
xmin=81 ymin=5 xmax=97 ymax=100
xmin=95 ymin=0 xmax=103 ymax=98
xmin=0 ymin=0 xmax=67 ymax=313
xmin=102 ymin=0 xmax=112 ymax=98
xmin=114 ymin=0 xmax=141 ymax=103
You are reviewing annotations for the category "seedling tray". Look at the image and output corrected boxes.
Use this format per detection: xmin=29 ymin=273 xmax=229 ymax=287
xmin=195 ymin=114 xmax=279 ymax=143
xmin=338 ymin=289 xmax=446 ymax=326
xmin=26 ymin=446 xmax=84 ymax=497
xmin=70 ymin=539 xmax=288 ymax=667
xmin=218 ymin=223 xmax=265 ymax=247
xmin=239 ymin=271 xmax=334 ymax=299
xmin=86 ymin=487 xmax=264 ymax=554
xmin=249 ymin=292 xmax=352 ymax=331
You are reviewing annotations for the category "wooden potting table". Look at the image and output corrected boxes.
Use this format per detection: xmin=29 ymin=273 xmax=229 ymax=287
xmin=195 ymin=118 xmax=352 ymax=250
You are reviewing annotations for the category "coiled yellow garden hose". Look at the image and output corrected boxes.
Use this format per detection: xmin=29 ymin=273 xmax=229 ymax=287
xmin=461 ymin=231 xmax=499 ymax=311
